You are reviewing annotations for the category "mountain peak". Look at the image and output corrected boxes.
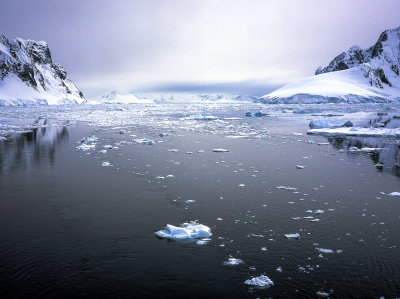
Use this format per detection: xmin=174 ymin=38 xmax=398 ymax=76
xmin=0 ymin=34 xmax=86 ymax=106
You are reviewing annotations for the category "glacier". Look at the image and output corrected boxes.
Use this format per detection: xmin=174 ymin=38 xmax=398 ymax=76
xmin=260 ymin=26 xmax=400 ymax=104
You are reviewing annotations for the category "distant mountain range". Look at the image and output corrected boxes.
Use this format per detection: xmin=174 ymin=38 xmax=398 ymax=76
xmin=2 ymin=26 xmax=400 ymax=106
xmin=0 ymin=35 xmax=86 ymax=106
xmin=98 ymin=91 xmax=258 ymax=104
xmin=260 ymin=26 xmax=400 ymax=103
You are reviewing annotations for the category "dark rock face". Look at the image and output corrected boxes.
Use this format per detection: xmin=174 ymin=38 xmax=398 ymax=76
xmin=315 ymin=26 xmax=400 ymax=90
xmin=0 ymin=34 xmax=86 ymax=103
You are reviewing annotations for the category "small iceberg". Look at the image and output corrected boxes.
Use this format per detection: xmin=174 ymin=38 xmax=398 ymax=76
xmin=155 ymin=221 xmax=212 ymax=240
xmin=316 ymin=248 xmax=334 ymax=253
xmin=244 ymin=275 xmax=274 ymax=287
xmin=212 ymin=148 xmax=229 ymax=152
xmin=284 ymin=233 xmax=300 ymax=239
xmin=75 ymin=144 xmax=95 ymax=151
xmin=309 ymin=119 xmax=353 ymax=129
xmin=388 ymin=192 xmax=400 ymax=196
xmin=133 ymin=138 xmax=154 ymax=145
xmin=81 ymin=135 xmax=98 ymax=143
xmin=223 ymin=258 xmax=244 ymax=266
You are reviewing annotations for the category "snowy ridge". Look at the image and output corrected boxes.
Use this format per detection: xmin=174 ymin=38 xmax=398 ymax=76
xmin=98 ymin=91 xmax=258 ymax=104
xmin=0 ymin=34 xmax=86 ymax=106
xmin=260 ymin=26 xmax=400 ymax=103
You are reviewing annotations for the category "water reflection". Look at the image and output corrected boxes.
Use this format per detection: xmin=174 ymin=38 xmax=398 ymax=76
xmin=327 ymin=136 xmax=400 ymax=178
xmin=0 ymin=126 xmax=70 ymax=174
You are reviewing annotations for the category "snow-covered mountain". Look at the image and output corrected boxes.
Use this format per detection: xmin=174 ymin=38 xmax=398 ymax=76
xmin=0 ymin=35 xmax=86 ymax=106
xmin=97 ymin=91 xmax=258 ymax=104
xmin=260 ymin=26 xmax=400 ymax=103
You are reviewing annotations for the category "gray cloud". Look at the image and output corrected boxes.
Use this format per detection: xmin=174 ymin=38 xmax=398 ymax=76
xmin=1 ymin=0 xmax=399 ymax=98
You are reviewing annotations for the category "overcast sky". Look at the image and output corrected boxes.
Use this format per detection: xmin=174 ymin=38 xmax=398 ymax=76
xmin=1 ymin=0 xmax=399 ymax=97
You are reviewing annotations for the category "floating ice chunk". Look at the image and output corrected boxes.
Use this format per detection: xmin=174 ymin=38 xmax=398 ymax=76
xmin=309 ymin=219 xmax=321 ymax=222
xmin=308 ymin=127 xmax=400 ymax=137
xmin=183 ymin=114 xmax=218 ymax=121
xmin=316 ymin=291 xmax=330 ymax=297
xmin=276 ymin=186 xmax=297 ymax=191
xmin=307 ymin=140 xmax=316 ymax=144
xmin=316 ymin=248 xmax=334 ymax=253
xmin=81 ymin=135 xmax=98 ymax=143
xmin=292 ymin=132 xmax=303 ymax=136
xmin=309 ymin=119 xmax=353 ymax=129
xmin=186 ymin=151 xmax=193 ymax=154
xmin=238 ymin=184 xmax=245 ymax=187
xmin=318 ymin=142 xmax=330 ymax=145
xmin=168 ymin=148 xmax=179 ymax=152
xmin=101 ymin=161 xmax=111 ymax=167
xmin=244 ymin=275 xmax=274 ymax=287
xmin=119 ymin=129 xmax=125 ymax=134
xmin=133 ymin=138 xmax=154 ymax=145
xmin=196 ymin=238 xmax=211 ymax=245
xmin=284 ymin=233 xmax=300 ymax=239
xmin=261 ymin=247 xmax=267 ymax=251
xmin=75 ymin=144 xmax=95 ymax=151
xmin=216 ymin=218 xmax=223 ymax=221
xmin=388 ymin=192 xmax=400 ymax=196
xmin=314 ymin=209 xmax=325 ymax=214
xmin=212 ymin=148 xmax=229 ymax=152
xmin=276 ymin=267 xmax=283 ymax=272
xmin=296 ymin=165 xmax=306 ymax=169
xmin=348 ymin=146 xmax=360 ymax=151
xmin=165 ymin=174 xmax=175 ymax=178
xmin=103 ymin=145 xmax=113 ymax=149
xmin=185 ymin=200 xmax=196 ymax=203
xmin=197 ymin=149 xmax=205 ymax=153
xmin=155 ymin=222 xmax=212 ymax=240
xmin=99 ymin=150 xmax=107 ymax=154
xmin=223 ymin=258 xmax=244 ymax=266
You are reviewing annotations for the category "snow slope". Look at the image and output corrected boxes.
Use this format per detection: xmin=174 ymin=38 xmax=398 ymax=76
xmin=0 ymin=35 xmax=86 ymax=106
xmin=260 ymin=26 xmax=400 ymax=104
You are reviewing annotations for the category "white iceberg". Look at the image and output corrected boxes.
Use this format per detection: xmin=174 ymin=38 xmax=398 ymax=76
xmin=388 ymin=192 xmax=400 ymax=196
xmin=284 ymin=233 xmax=300 ymax=239
xmin=316 ymin=248 xmax=334 ymax=253
xmin=155 ymin=222 xmax=212 ymax=240
xmin=133 ymin=138 xmax=154 ymax=145
xmin=223 ymin=258 xmax=244 ymax=266
xmin=309 ymin=119 xmax=353 ymax=129
xmin=308 ymin=127 xmax=400 ymax=137
xmin=75 ymin=144 xmax=95 ymax=151
xmin=244 ymin=275 xmax=274 ymax=287
xmin=212 ymin=148 xmax=229 ymax=152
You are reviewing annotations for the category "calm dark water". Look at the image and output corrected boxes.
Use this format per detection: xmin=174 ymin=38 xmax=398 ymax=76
xmin=0 ymin=118 xmax=400 ymax=298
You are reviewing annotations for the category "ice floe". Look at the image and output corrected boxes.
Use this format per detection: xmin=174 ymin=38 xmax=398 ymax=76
xmin=75 ymin=144 xmax=95 ymax=151
xmin=212 ymin=148 xmax=229 ymax=152
xmin=316 ymin=248 xmax=334 ymax=253
xmin=132 ymin=138 xmax=154 ymax=145
xmin=309 ymin=119 xmax=353 ymax=129
xmin=155 ymin=221 xmax=212 ymax=240
xmin=308 ymin=127 xmax=400 ymax=137
xmin=244 ymin=275 xmax=274 ymax=287
xmin=388 ymin=192 xmax=400 ymax=196
xmin=284 ymin=233 xmax=300 ymax=239
xmin=223 ymin=258 xmax=244 ymax=266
